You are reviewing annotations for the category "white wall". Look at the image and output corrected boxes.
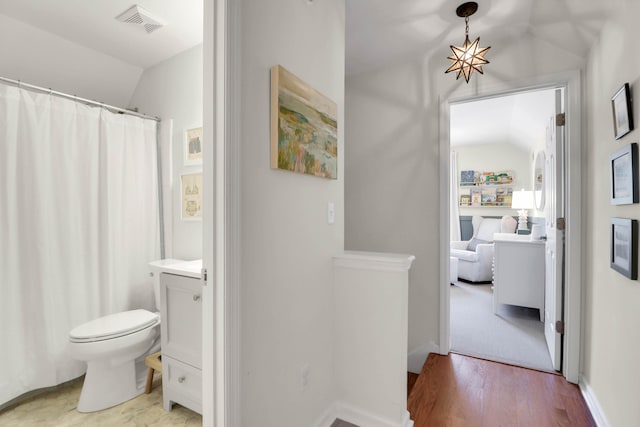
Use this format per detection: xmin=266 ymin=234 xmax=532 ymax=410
xmin=129 ymin=45 xmax=203 ymax=261
xmin=238 ymin=0 xmax=345 ymax=426
xmin=455 ymin=143 xmax=531 ymax=218
xmin=345 ymin=32 xmax=586 ymax=366
xmin=583 ymin=2 xmax=640 ymax=425
xmin=0 ymin=13 xmax=142 ymax=107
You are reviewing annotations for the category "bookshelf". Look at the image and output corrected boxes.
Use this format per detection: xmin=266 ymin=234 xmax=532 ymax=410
xmin=459 ymin=170 xmax=514 ymax=207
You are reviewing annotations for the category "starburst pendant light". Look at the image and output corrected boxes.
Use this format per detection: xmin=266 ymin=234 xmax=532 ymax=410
xmin=445 ymin=2 xmax=491 ymax=83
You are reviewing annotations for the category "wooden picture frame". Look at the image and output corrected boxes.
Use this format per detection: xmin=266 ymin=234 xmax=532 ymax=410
xmin=612 ymin=83 xmax=633 ymax=140
xmin=270 ymin=65 xmax=338 ymax=179
xmin=610 ymin=142 xmax=638 ymax=205
xmin=180 ymin=171 xmax=202 ymax=221
xmin=184 ymin=126 xmax=203 ymax=166
xmin=610 ymin=217 xmax=638 ymax=279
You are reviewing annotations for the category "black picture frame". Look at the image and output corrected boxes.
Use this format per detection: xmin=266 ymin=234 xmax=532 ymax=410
xmin=610 ymin=142 xmax=638 ymax=205
xmin=612 ymin=83 xmax=633 ymax=140
xmin=611 ymin=217 xmax=638 ymax=279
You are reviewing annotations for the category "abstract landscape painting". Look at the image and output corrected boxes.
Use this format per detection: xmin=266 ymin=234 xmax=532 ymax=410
xmin=271 ymin=65 xmax=337 ymax=179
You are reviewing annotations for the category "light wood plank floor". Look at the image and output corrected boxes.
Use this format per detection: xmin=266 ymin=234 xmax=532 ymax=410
xmin=408 ymin=353 xmax=595 ymax=427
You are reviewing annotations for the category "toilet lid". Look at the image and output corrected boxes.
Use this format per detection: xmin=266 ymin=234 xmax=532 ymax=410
xmin=69 ymin=309 xmax=159 ymax=343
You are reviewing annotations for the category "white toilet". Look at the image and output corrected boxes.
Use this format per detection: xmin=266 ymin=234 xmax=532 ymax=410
xmin=68 ymin=258 xmax=184 ymax=412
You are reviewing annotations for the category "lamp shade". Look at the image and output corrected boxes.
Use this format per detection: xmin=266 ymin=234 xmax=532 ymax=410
xmin=511 ymin=189 xmax=534 ymax=209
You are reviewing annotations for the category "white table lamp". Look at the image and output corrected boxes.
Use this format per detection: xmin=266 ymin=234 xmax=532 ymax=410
xmin=511 ymin=189 xmax=534 ymax=233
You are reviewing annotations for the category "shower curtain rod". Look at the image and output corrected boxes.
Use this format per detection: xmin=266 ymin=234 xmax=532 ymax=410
xmin=0 ymin=76 xmax=160 ymax=122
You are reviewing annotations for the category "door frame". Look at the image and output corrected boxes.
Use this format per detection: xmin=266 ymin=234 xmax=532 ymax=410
xmin=438 ymin=71 xmax=582 ymax=383
xmin=203 ymin=0 xmax=241 ymax=426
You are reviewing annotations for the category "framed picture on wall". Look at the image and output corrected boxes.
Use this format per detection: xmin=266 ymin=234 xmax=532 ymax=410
xmin=610 ymin=217 xmax=637 ymax=279
xmin=611 ymin=83 xmax=633 ymax=140
xmin=181 ymin=172 xmax=202 ymax=221
xmin=184 ymin=126 xmax=203 ymax=166
xmin=610 ymin=142 xmax=638 ymax=205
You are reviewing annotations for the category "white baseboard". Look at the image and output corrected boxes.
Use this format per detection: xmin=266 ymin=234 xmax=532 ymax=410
xmin=407 ymin=342 xmax=439 ymax=374
xmin=313 ymin=401 xmax=414 ymax=427
xmin=579 ymin=376 xmax=610 ymax=427
xmin=312 ymin=402 xmax=339 ymax=427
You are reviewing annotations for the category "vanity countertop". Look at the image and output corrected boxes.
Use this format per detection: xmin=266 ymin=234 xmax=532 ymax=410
xmin=149 ymin=259 xmax=202 ymax=279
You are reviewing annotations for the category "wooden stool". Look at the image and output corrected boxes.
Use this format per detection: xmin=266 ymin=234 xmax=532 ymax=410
xmin=144 ymin=351 xmax=162 ymax=394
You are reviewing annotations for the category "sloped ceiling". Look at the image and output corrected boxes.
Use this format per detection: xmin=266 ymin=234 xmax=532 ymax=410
xmin=450 ymin=89 xmax=556 ymax=150
xmin=0 ymin=0 xmax=203 ymax=69
xmin=346 ymin=0 xmax=610 ymax=76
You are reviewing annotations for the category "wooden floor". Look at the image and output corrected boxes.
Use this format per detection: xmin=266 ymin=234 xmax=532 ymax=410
xmin=408 ymin=353 xmax=596 ymax=427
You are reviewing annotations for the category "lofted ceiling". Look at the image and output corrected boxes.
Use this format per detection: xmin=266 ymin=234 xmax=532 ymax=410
xmin=345 ymin=0 xmax=612 ymax=151
xmin=346 ymin=0 xmax=611 ymax=76
xmin=0 ymin=0 xmax=611 ymax=147
xmin=0 ymin=0 xmax=203 ymax=69
xmin=450 ymin=89 xmax=556 ymax=150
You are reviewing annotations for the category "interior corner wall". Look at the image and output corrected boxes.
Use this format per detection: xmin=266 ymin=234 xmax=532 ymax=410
xmin=583 ymin=2 xmax=640 ymax=425
xmin=0 ymin=13 xmax=142 ymax=107
xmin=239 ymin=0 xmax=345 ymax=426
xmin=128 ymin=45 xmax=203 ymax=261
xmin=345 ymin=32 xmax=586 ymax=364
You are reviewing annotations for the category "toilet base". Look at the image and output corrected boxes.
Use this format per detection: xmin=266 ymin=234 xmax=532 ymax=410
xmin=77 ymin=357 xmax=147 ymax=413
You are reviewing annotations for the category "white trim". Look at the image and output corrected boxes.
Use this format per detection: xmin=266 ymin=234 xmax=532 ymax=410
xmin=202 ymin=1 xmax=215 ymax=425
xmin=314 ymin=402 xmax=414 ymax=427
xmin=203 ymin=0 xmax=241 ymax=426
xmin=333 ymin=251 xmax=415 ymax=272
xmin=562 ymin=70 xmax=582 ymax=384
xmin=312 ymin=402 xmax=339 ymax=427
xmin=579 ymin=376 xmax=611 ymax=427
xmin=439 ymin=93 xmax=451 ymax=356
xmin=439 ymin=71 xmax=583 ymax=383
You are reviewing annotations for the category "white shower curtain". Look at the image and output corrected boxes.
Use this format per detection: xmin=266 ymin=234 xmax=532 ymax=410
xmin=0 ymin=83 xmax=160 ymax=406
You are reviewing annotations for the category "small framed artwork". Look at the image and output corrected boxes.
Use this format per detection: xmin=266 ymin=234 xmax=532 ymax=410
xmin=181 ymin=172 xmax=202 ymax=221
xmin=610 ymin=142 xmax=638 ymax=205
xmin=610 ymin=217 xmax=638 ymax=279
xmin=611 ymin=83 xmax=633 ymax=139
xmin=184 ymin=126 xmax=203 ymax=166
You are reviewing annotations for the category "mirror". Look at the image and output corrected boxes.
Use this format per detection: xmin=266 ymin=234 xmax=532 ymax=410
xmin=534 ymin=151 xmax=545 ymax=210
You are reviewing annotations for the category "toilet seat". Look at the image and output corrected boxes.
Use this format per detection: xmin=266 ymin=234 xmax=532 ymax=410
xmin=70 ymin=309 xmax=159 ymax=343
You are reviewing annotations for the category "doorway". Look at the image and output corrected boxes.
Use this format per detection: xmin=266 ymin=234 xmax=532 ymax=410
xmin=440 ymin=76 xmax=583 ymax=382
xmin=448 ymin=87 xmax=559 ymax=372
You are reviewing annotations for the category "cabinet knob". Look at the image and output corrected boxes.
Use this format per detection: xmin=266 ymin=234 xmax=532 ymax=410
xmin=193 ymin=295 xmax=201 ymax=302
xmin=178 ymin=376 xmax=186 ymax=384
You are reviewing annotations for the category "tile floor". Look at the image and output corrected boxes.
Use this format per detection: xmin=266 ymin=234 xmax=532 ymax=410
xmin=0 ymin=375 xmax=201 ymax=427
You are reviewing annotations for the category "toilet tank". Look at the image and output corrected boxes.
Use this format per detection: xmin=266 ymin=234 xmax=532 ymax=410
xmin=148 ymin=259 xmax=185 ymax=311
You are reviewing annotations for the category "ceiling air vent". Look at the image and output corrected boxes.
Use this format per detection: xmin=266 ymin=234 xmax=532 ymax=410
xmin=115 ymin=5 xmax=166 ymax=34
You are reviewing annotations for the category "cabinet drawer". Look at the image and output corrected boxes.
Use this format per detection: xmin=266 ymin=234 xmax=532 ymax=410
xmin=164 ymin=356 xmax=202 ymax=404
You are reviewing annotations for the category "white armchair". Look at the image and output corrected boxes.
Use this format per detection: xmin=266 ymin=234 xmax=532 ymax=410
xmin=451 ymin=215 xmax=517 ymax=282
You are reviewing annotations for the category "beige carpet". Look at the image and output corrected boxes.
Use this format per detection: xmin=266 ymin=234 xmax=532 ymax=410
xmin=450 ymin=280 xmax=554 ymax=372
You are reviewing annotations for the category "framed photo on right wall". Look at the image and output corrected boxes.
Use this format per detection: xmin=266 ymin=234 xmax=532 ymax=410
xmin=611 ymin=83 xmax=633 ymax=139
xmin=610 ymin=142 xmax=638 ymax=205
xmin=610 ymin=217 xmax=638 ymax=279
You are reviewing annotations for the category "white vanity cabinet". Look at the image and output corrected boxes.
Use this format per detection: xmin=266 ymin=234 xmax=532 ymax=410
xmin=160 ymin=272 xmax=202 ymax=414
xmin=493 ymin=239 xmax=545 ymax=321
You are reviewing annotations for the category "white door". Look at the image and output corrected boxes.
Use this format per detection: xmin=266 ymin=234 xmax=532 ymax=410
xmin=544 ymin=88 xmax=565 ymax=371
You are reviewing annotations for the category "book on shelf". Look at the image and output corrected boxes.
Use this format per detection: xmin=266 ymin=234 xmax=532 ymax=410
xmin=496 ymin=187 xmax=513 ymax=206
xmin=470 ymin=188 xmax=482 ymax=207
xmin=459 ymin=194 xmax=471 ymax=206
xmin=481 ymin=188 xmax=497 ymax=205
xmin=460 ymin=170 xmax=475 ymax=185
xmin=483 ymin=170 xmax=514 ymax=185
